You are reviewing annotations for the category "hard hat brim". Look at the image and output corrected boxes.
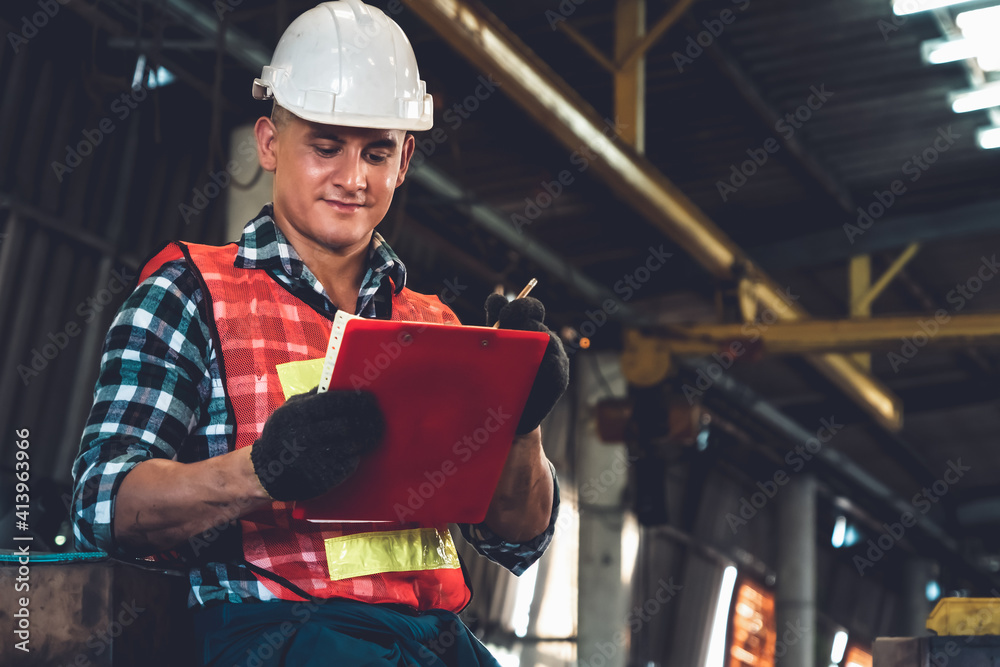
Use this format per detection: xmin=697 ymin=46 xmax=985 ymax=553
xmin=284 ymin=104 xmax=434 ymax=133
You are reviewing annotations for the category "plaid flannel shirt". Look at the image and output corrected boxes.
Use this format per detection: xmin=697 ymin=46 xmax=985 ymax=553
xmin=71 ymin=204 xmax=559 ymax=607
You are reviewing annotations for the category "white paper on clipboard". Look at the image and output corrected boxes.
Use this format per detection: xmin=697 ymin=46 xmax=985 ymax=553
xmin=316 ymin=310 xmax=360 ymax=394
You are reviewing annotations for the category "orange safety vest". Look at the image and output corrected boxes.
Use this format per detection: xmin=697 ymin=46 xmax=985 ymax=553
xmin=140 ymin=240 xmax=472 ymax=611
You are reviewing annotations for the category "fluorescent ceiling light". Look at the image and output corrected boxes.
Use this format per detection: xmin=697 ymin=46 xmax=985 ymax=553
xmin=147 ymin=67 xmax=176 ymax=89
xmin=922 ymin=37 xmax=1000 ymax=71
xmin=956 ymin=6 xmax=1000 ymax=70
xmin=926 ymin=580 xmax=942 ymax=601
xmin=977 ymin=126 xmax=1000 ymax=148
xmin=132 ymin=54 xmax=147 ymax=90
xmin=893 ymin=0 xmax=980 ymax=15
xmin=922 ymin=38 xmax=976 ymax=65
xmin=950 ymin=82 xmax=1000 ymax=112
xmin=956 ymin=4 xmax=1000 ymax=29
xmin=703 ymin=565 xmax=738 ymax=667
xmin=831 ymin=515 xmax=847 ymax=548
xmin=831 ymin=630 xmax=849 ymax=664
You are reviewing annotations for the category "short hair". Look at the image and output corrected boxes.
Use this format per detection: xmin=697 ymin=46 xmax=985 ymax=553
xmin=271 ymin=103 xmax=294 ymax=132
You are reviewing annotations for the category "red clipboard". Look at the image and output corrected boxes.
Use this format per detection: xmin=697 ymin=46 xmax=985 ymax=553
xmin=281 ymin=312 xmax=549 ymax=526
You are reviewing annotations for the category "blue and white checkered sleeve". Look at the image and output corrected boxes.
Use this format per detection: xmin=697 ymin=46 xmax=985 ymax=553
xmin=458 ymin=461 xmax=560 ymax=575
xmin=70 ymin=261 xmax=214 ymax=556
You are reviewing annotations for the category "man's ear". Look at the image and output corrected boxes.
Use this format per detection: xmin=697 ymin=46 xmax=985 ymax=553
xmin=255 ymin=116 xmax=279 ymax=173
xmin=395 ymin=132 xmax=416 ymax=188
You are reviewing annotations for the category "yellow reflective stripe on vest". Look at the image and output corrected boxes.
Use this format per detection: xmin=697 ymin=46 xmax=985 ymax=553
xmin=324 ymin=527 xmax=461 ymax=581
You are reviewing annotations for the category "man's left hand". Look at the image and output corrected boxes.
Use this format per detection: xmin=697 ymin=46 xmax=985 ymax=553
xmin=485 ymin=293 xmax=570 ymax=434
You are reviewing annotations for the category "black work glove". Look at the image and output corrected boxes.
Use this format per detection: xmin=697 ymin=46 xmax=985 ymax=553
xmin=250 ymin=388 xmax=385 ymax=502
xmin=485 ymin=294 xmax=570 ymax=435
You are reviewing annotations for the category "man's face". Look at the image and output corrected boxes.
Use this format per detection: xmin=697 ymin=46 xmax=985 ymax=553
xmin=256 ymin=114 xmax=415 ymax=255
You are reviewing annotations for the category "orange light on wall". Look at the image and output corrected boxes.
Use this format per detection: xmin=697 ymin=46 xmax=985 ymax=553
xmin=728 ymin=580 xmax=776 ymax=667
xmin=844 ymin=646 xmax=873 ymax=667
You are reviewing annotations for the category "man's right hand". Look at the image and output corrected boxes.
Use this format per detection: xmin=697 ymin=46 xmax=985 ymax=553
xmin=250 ymin=388 xmax=385 ymax=502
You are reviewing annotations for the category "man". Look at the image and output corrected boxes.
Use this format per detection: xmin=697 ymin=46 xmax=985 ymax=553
xmin=70 ymin=1 xmax=568 ymax=665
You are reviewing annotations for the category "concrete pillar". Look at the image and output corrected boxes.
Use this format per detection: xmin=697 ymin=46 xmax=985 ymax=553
xmin=577 ymin=352 xmax=631 ymax=667
xmin=900 ymin=558 xmax=934 ymax=636
xmin=776 ymin=474 xmax=816 ymax=667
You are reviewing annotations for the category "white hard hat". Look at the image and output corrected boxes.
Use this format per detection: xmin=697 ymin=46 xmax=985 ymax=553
xmin=252 ymin=0 xmax=433 ymax=131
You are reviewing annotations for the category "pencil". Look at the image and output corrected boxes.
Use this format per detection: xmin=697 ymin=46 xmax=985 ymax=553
xmin=493 ymin=278 xmax=537 ymax=328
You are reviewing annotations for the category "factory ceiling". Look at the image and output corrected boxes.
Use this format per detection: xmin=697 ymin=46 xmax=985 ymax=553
xmin=2 ymin=0 xmax=1000 ymax=571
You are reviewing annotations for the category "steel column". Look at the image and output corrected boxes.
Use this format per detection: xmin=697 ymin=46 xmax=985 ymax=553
xmin=0 ymin=213 xmax=25 ymax=338
xmin=614 ymin=0 xmax=646 ymax=152
xmin=680 ymin=357 xmax=1000 ymax=593
xmin=576 ymin=352 xmax=631 ymax=667
xmin=899 ymin=558 xmax=934 ymax=637
xmin=853 ymin=244 xmax=921 ymax=314
xmin=775 ymin=474 xmax=816 ymax=667
xmin=849 ymin=255 xmax=872 ymax=370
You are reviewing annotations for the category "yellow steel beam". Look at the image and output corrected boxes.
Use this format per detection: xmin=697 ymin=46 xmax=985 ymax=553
xmin=625 ymin=311 xmax=1000 ymax=390
xmin=665 ymin=311 xmax=1000 ymax=354
xmin=615 ymin=0 xmax=646 ymax=152
xmin=618 ymin=0 xmax=697 ymax=69
xmin=403 ymin=0 xmax=903 ymax=431
xmin=556 ymin=0 xmax=692 ymax=77
xmin=848 ymin=245 xmax=920 ymax=370
xmin=853 ymin=243 xmax=921 ymax=313
xmin=555 ymin=22 xmax=617 ymax=73
xmin=849 ymin=255 xmax=872 ymax=370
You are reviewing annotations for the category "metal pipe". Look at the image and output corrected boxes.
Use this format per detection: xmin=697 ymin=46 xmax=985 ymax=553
xmin=409 ymin=163 xmax=645 ymax=321
xmin=555 ymin=22 xmax=617 ymax=73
